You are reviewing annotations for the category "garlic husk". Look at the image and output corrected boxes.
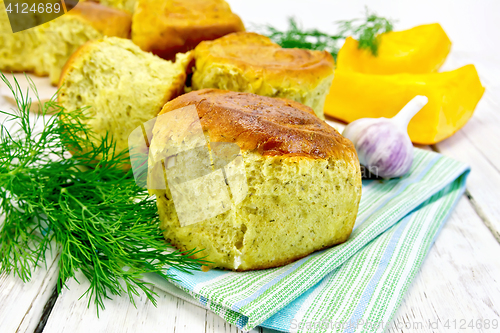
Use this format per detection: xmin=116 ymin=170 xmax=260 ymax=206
xmin=342 ymin=96 xmax=428 ymax=179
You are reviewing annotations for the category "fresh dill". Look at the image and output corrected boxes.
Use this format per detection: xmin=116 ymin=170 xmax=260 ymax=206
xmin=337 ymin=11 xmax=394 ymax=56
xmin=0 ymin=74 xmax=206 ymax=314
xmin=260 ymin=9 xmax=394 ymax=59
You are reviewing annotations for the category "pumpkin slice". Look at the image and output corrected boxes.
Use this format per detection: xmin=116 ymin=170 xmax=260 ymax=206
xmin=324 ymin=65 xmax=485 ymax=144
xmin=337 ymin=23 xmax=451 ymax=74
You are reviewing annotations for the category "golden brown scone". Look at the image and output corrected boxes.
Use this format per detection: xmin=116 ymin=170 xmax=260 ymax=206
xmin=132 ymin=0 xmax=244 ymax=60
xmin=191 ymin=32 xmax=335 ymax=119
xmin=0 ymin=1 xmax=131 ymax=85
xmin=58 ymin=37 xmax=193 ymax=161
xmin=66 ymin=1 xmax=132 ymax=38
xmin=148 ymin=89 xmax=362 ymax=271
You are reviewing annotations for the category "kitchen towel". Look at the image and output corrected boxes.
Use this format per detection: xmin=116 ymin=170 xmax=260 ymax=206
xmin=145 ymin=148 xmax=469 ymax=332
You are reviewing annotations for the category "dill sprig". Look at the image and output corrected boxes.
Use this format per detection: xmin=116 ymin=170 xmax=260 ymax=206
xmin=0 ymin=74 xmax=207 ymax=314
xmin=262 ymin=18 xmax=344 ymax=57
xmin=336 ymin=11 xmax=394 ymax=56
xmin=260 ymin=9 xmax=394 ymax=59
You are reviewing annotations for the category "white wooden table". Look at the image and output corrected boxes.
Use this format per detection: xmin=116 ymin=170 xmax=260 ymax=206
xmin=1 ymin=1 xmax=500 ymax=332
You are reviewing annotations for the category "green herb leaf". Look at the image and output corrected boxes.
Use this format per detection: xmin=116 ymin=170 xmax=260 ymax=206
xmin=0 ymin=73 xmax=208 ymax=315
xmin=259 ymin=8 xmax=394 ymax=59
xmin=337 ymin=9 xmax=394 ymax=56
xmin=262 ymin=17 xmax=344 ymax=58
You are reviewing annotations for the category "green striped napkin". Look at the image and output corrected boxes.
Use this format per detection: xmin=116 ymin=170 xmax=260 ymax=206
xmin=145 ymin=148 xmax=469 ymax=332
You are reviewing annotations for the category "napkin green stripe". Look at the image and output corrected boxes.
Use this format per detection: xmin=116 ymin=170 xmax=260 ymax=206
xmin=155 ymin=149 xmax=469 ymax=332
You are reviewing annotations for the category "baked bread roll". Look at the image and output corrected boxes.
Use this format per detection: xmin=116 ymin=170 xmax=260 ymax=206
xmin=132 ymin=0 xmax=244 ymax=60
xmin=191 ymin=32 xmax=335 ymax=119
xmin=58 ymin=37 xmax=192 ymax=158
xmin=148 ymin=89 xmax=362 ymax=271
xmin=0 ymin=1 xmax=131 ymax=85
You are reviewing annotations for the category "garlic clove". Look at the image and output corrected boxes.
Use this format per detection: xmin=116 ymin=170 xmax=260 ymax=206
xmin=355 ymin=120 xmax=414 ymax=178
xmin=342 ymin=96 xmax=428 ymax=179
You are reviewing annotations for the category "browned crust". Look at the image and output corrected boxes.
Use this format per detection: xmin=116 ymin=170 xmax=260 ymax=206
xmin=68 ymin=1 xmax=132 ymax=38
xmin=132 ymin=0 xmax=245 ymax=60
xmin=193 ymin=32 xmax=335 ymax=84
xmin=159 ymin=89 xmax=357 ymax=160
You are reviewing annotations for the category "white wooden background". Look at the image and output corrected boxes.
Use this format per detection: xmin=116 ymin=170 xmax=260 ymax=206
xmin=1 ymin=1 xmax=500 ymax=332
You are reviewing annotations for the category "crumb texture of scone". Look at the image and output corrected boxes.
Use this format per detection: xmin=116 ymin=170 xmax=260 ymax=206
xmin=132 ymin=0 xmax=245 ymax=60
xmin=149 ymin=89 xmax=362 ymax=271
xmin=58 ymin=37 xmax=193 ymax=157
xmin=191 ymin=32 xmax=335 ymax=119
xmin=0 ymin=1 xmax=131 ymax=85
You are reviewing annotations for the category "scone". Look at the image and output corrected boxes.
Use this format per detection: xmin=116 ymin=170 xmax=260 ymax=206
xmin=191 ymin=32 xmax=335 ymax=119
xmin=148 ymin=89 xmax=362 ymax=271
xmin=132 ymin=0 xmax=244 ymax=60
xmin=58 ymin=37 xmax=193 ymax=158
xmin=0 ymin=1 xmax=131 ymax=85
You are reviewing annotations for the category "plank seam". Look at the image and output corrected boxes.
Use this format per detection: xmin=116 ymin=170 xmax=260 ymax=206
xmin=464 ymin=190 xmax=500 ymax=244
xmin=10 ymin=250 xmax=60 ymax=333
xmin=33 ymin=285 xmax=59 ymax=333
xmin=430 ymin=144 xmax=500 ymax=244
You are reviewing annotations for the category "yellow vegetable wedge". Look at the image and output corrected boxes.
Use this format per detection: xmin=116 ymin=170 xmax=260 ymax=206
xmin=324 ymin=65 xmax=485 ymax=144
xmin=337 ymin=23 xmax=451 ymax=74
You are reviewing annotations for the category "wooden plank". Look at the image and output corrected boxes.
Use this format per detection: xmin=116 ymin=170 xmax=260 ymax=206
xmin=387 ymin=196 xmax=500 ymax=333
xmin=435 ymin=52 xmax=500 ymax=242
xmin=436 ymin=129 xmax=500 ymax=242
xmin=43 ymin=273 xmax=180 ymax=333
xmin=0 ymin=250 xmax=60 ymax=333
xmin=143 ymin=273 xmax=263 ymax=332
xmin=43 ymin=272 xmax=261 ymax=333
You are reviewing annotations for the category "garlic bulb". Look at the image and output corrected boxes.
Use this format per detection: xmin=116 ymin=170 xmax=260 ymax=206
xmin=342 ymin=96 xmax=428 ymax=179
